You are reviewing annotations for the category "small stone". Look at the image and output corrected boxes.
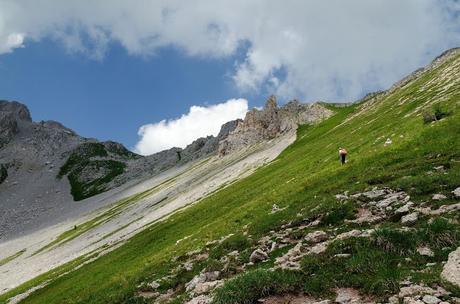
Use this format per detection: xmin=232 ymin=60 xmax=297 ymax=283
xmin=184 ymin=262 xmax=194 ymax=271
xmin=417 ymin=246 xmax=435 ymax=257
xmin=396 ymin=202 xmax=414 ymax=214
xmin=384 ymin=138 xmax=393 ymax=146
xmin=249 ymin=249 xmax=269 ymax=263
xmin=148 ymin=280 xmax=160 ymax=289
xmin=422 ymin=295 xmax=441 ymax=304
xmin=186 ymin=295 xmax=213 ymax=304
xmin=388 ymin=295 xmax=399 ymax=304
xmin=335 ymin=194 xmax=348 ymax=201
xmin=335 ymin=288 xmax=361 ymax=304
xmin=452 ymin=187 xmax=460 ymax=198
xmin=401 ymin=212 xmax=419 ymax=225
xmin=432 ymin=194 xmax=447 ymax=201
xmin=334 ymin=253 xmax=351 ymax=258
xmin=305 ymin=231 xmax=328 ymax=243
xmin=404 ymin=298 xmax=425 ymax=304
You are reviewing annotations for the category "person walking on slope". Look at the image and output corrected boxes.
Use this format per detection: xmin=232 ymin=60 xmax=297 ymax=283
xmin=339 ymin=147 xmax=348 ymax=165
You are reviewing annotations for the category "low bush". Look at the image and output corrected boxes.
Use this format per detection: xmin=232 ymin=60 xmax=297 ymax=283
xmin=213 ymin=269 xmax=303 ymax=304
xmin=423 ymin=104 xmax=452 ymax=124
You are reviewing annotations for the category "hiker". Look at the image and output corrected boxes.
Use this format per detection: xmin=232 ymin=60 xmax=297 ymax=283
xmin=339 ymin=147 xmax=348 ymax=165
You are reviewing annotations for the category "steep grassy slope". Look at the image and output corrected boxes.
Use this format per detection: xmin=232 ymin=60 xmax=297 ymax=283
xmin=1 ymin=50 xmax=459 ymax=304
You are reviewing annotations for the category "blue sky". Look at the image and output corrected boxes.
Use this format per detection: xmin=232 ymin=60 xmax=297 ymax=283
xmin=0 ymin=1 xmax=458 ymax=154
xmin=0 ymin=39 xmax=260 ymax=148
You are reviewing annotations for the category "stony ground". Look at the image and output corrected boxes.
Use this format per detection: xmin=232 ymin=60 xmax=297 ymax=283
xmin=127 ymin=186 xmax=460 ymax=304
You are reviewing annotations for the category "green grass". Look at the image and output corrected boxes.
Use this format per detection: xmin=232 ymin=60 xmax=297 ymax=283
xmin=68 ymin=160 xmax=126 ymax=201
xmin=0 ymin=249 xmax=25 ymax=267
xmin=1 ymin=52 xmax=459 ymax=304
xmin=58 ymin=142 xmax=138 ymax=201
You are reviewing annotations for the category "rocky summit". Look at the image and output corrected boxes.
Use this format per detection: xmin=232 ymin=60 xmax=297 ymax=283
xmin=218 ymin=96 xmax=332 ymax=155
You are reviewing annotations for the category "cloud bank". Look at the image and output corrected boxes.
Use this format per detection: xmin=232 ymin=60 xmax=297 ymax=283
xmin=0 ymin=1 xmax=459 ymax=101
xmin=135 ymin=99 xmax=247 ymax=155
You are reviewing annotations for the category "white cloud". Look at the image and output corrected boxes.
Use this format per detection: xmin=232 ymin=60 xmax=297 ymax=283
xmin=0 ymin=1 xmax=459 ymax=101
xmin=134 ymin=98 xmax=247 ymax=155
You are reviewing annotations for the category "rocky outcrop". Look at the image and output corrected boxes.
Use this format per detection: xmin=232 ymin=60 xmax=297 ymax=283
xmin=0 ymin=101 xmax=32 ymax=147
xmin=218 ymin=96 xmax=333 ymax=156
xmin=441 ymin=246 xmax=460 ymax=288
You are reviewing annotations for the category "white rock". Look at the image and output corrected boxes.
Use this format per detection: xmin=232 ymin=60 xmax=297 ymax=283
xmin=249 ymin=249 xmax=269 ymax=263
xmin=404 ymin=298 xmax=425 ymax=304
xmin=183 ymin=261 xmax=194 ymax=271
xmin=361 ymin=188 xmax=387 ymax=199
xmin=148 ymin=280 xmax=160 ymax=289
xmin=305 ymin=231 xmax=328 ymax=243
xmin=192 ymin=280 xmax=223 ymax=295
xmin=422 ymin=295 xmax=441 ymax=304
xmin=441 ymin=246 xmax=460 ymax=288
xmin=186 ymin=295 xmax=213 ymax=304
xmin=335 ymin=288 xmax=361 ymax=304
xmin=401 ymin=212 xmax=419 ymax=225
xmin=417 ymin=246 xmax=435 ymax=257
xmin=396 ymin=202 xmax=414 ymax=214
xmin=432 ymin=194 xmax=447 ymax=201
xmin=335 ymin=194 xmax=349 ymax=201
xmin=384 ymin=138 xmax=393 ymax=146
xmin=452 ymin=187 xmax=460 ymax=198
xmin=271 ymin=204 xmax=280 ymax=213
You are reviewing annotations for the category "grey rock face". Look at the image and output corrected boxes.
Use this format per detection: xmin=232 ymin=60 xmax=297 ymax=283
xmin=0 ymin=101 xmax=32 ymax=147
xmin=218 ymin=96 xmax=333 ymax=156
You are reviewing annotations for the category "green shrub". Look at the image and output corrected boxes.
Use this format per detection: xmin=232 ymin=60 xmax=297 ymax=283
xmin=423 ymin=104 xmax=452 ymax=124
xmin=321 ymin=201 xmax=356 ymax=226
xmin=210 ymin=234 xmax=251 ymax=259
xmin=300 ymin=237 xmax=402 ymax=297
xmin=68 ymin=160 xmax=126 ymax=201
xmin=372 ymin=228 xmax=417 ymax=255
xmin=418 ymin=218 xmax=459 ymax=250
xmin=213 ymin=269 xmax=303 ymax=304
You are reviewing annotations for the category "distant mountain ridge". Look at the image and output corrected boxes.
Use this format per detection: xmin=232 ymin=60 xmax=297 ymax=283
xmin=0 ymin=97 xmax=331 ymax=239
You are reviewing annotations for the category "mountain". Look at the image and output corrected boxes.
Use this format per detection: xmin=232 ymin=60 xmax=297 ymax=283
xmin=0 ymin=48 xmax=459 ymax=304
xmin=0 ymin=98 xmax=331 ymax=240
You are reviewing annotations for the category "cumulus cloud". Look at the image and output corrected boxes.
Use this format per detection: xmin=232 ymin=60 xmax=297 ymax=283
xmin=0 ymin=0 xmax=459 ymax=100
xmin=134 ymin=98 xmax=247 ymax=155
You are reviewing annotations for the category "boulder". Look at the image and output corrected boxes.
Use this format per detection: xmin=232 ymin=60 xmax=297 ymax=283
xmin=305 ymin=231 xmax=328 ymax=243
xmin=441 ymin=246 xmax=460 ymax=288
xmin=249 ymin=249 xmax=269 ymax=263
xmin=417 ymin=246 xmax=434 ymax=257
xmin=422 ymin=295 xmax=441 ymax=304
xmin=395 ymin=202 xmax=414 ymax=214
xmin=186 ymin=295 xmax=213 ymax=304
xmin=432 ymin=194 xmax=447 ymax=201
xmin=401 ymin=212 xmax=418 ymax=225
xmin=452 ymin=187 xmax=460 ymax=198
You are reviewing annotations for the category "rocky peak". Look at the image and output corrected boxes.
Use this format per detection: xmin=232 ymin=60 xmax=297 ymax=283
xmin=264 ymin=95 xmax=278 ymax=110
xmin=0 ymin=100 xmax=32 ymax=122
xmin=0 ymin=101 xmax=33 ymax=146
xmin=218 ymin=96 xmax=333 ymax=156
